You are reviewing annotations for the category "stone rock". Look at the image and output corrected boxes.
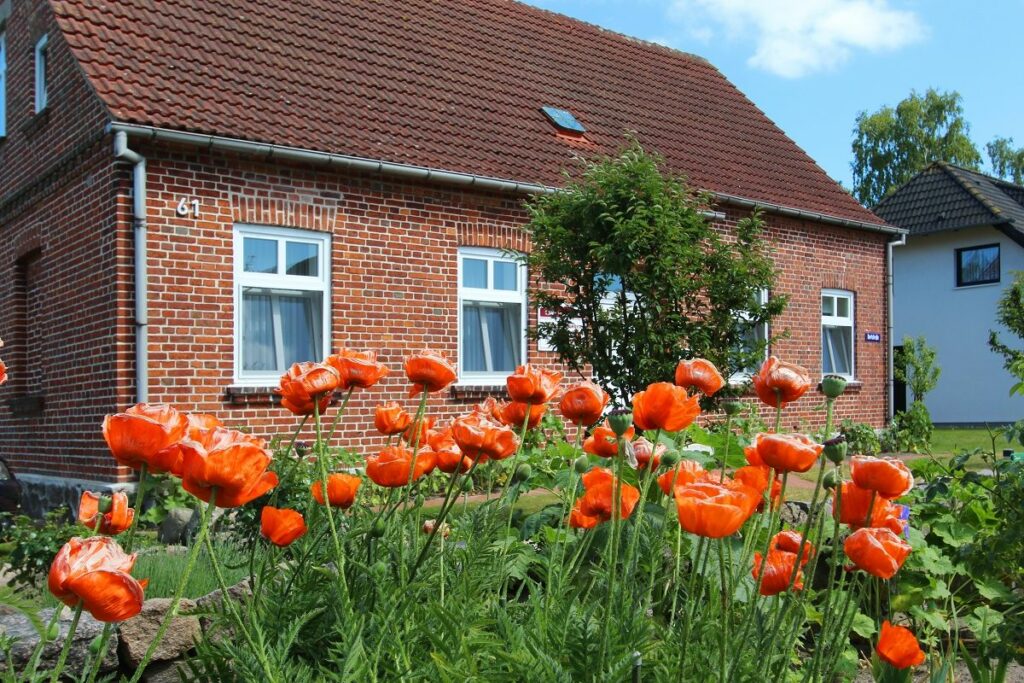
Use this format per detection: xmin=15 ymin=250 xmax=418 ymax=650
xmin=139 ymin=658 xmax=193 ymax=683
xmin=779 ymin=501 xmax=810 ymax=527
xmin=0 ymin=606 xmax=118 ymax=678
xmin=117 ymin=598 xmax=201 ymax=668
xmin=158 ymin=507 xmax=197 ymax=544
xmin=194 ymin=578 xmax=252 ymax=612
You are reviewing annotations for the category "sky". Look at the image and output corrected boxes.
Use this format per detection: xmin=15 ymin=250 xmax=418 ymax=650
xmin=523 ymin=0 xmax=1024 ymax=190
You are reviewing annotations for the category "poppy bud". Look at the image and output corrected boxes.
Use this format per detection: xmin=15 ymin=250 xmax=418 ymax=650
xmin=513 ymin=464 xmax=532 ymax=483
xmin=461 ymin=477 xmax=474 ymax=492
xmin=722 ymin=400 xmax=744 ymax=416
xmin=96 ymin=496 xmax=113 ymax=514
xmin=47 ymin=623 xmax=60 ymax=642
xmin=371 ymin=560 xmax=388 ymax=579
xmin=823 ymin=436 xmax=848 ymax=464
xmin=607 ymin=409 xmax=633 ymax=437
xmin=574 ymin=455 xmax=590 ymax=474
xmin=823 ymin=469 xmax=841 ymax=490
xmin=414 ymin=494 xmax=425 ymax=508
xmin=661 ymin=451 xmax=680 ymax=468
xmin=820 ymin=375 xmax=848 ymax=399
xmin=370 ymin=520 xmax=386 ymax=538
xmin=89 ymin=635 xmax=105 ymax=655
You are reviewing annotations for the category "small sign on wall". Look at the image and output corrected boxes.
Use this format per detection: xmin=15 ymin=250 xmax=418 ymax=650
xmin=864 ymin=332 xmax=882 ymax=343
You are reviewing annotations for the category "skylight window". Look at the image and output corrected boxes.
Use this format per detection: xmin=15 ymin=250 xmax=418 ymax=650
xmin=541 ymin=106 xmax=586 ymax=135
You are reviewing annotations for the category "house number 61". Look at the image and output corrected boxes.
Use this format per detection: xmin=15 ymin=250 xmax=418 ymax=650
xmin=176 ymin=197 xmax=201 ymax=218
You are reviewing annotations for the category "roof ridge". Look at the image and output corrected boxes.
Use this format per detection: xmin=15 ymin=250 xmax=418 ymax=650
xmin=938 ymin=162 xmax=1013 ymax=226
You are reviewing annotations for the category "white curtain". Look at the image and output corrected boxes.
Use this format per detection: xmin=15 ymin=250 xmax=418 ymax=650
xmin=242 ymin=291 xmax=275 ymax=371
xmin=463 ymin=302 xmax=520 ymax=372
xmin=280 ymin=294 xmax=318 ymax=366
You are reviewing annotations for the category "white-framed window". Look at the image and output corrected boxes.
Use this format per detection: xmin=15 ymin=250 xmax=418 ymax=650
xmin=0 ymin=31 xmax=7 ymax=136
xmin=821 ymin=289 xmax=854 ymax=378
xmin=34 ymin=34 xmax=47 ymax=113
xmin=458 ymin=247 xmax=527 ymax=384
xmin=731 ymin=288 xmax=770 ymax=383
xmin=233 ymin=225 xmax=331 ymax=385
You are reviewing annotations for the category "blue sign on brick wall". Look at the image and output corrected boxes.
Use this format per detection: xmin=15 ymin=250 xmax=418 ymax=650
xmin=864 ymin=332 xmax=881 ymax=342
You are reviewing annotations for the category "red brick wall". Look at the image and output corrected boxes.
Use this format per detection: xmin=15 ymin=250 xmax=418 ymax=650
xmin=0 ymin=0 xmax=122 ymax=486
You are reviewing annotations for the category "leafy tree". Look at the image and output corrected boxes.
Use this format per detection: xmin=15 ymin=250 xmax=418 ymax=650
xmin=990 ymin=271 xmax=1024 ymax=395
xmin=894 ymin=335 xmax=941 ymax=403
xmin=522 ymin=142 xmax=785 ymax=405
xmin=851 ymin=88 xmax=982 ymax=207
xmin=987 ymin=136 xmax=1024 ymax=185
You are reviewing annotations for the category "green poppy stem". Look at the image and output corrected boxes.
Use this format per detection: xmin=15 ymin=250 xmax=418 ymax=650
xmin=313 ymin=400 xmax=347 ymax=602
xmin=49 ymin=602 xmax=83 ymax=683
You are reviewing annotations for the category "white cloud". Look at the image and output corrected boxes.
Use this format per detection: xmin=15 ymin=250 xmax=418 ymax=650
xmin=667 ymin=0 xmax=925 ymax=78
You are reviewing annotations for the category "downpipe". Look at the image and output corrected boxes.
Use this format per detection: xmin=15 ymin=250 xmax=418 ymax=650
xmin=886 ymin=232 xmax=907 ymax=420
xmin=113 ymin=131 xmax=148 ymax=404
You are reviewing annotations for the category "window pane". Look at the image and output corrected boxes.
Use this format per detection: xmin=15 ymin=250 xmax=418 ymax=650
xmin=822 ymin=325 xmax=852 ymax=375
xmin=244 ymin=238 xmax=277 ymax=273
xmin=959 ymin=246 xmax=999 ymax=285
xmin=280 ymin=292 xmax=321 ymax=365
xmin=836 ymin=296 xmax=850 ymax=318
xmin=821 ymin=296 xmax=834 ymax=316
xmin=463 ymin=258 xmax=487 ymax=288
xmin=242 ymin=289 xmax=277 ymax=371
xmin=494 ymin=261 xmax=517 ymax=291
xmin=286 ymin=242 xmax=319 ymax=276
xmin=462 ymin=301 xmax=521 ymax=372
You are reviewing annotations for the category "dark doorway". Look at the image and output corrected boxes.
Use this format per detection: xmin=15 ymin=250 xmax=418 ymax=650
xmin=893 ymin=345 xmax=907 ymax=414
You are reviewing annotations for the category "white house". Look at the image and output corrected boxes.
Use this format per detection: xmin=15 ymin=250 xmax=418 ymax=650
xmin=877 ymin=162 xmax=1024 ymax=425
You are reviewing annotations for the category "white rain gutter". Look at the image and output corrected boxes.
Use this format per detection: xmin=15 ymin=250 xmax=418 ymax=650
xmin=886 ymin=232 xmax=907 ymax=419
xmin=106 ymin=122 xmax=905 ymax=236
xmin=112 ymin=131 xmax=148 ymax=403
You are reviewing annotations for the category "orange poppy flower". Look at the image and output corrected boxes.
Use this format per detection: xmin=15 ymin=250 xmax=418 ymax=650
xmin=275 ymin=362 xmax=339 ymax=416
xmin=633 ymin=437 xmax=666 ymax=470
xmin=657 ymin=460 xmax=708 ymax=495
xmin=404 ymin=350 xmax=457 ymax=397
xmin=428 ymin=427 xmax=474 ymax=474
xmin=374 ymin=402 xmax=412 ymax=436
xmin=850 ymin=455 xmax=914 ymax=500
xmin=674 ymin=359 xmax=725 ymax=396
xmin=674 ymin=481 xmax=757 ymax=538
xmin=583 ymin=421 xmax=635 ymax=458
xmin=833 ymin=482 xmax=906 ymax=533
xmin=102 ymin=403 xmax=190 ymax=475
xmin=0 ymin=359 xmax=6 ymax=385
xmin=179 ymin=428 xmax=278 ymax=508
xmin=506 ymin=364 xmax=563 ymax=404
xmin=325 ymin=349 xmax=390 ymax=390
xmin=78 ymin=491 xmax=134 ymax=536
xmin=451 ymin=412 xmax=519 ymax=462
xmin=310 ymin=473 xmax=362 ymax=509
xmin=48 ymin=537 xmax=147 ymax=622
xmin=876 ymin=620 xmax=926 ymax=669
xmin=747 ymin=433 xmax=823 ymax=473
xmin=631 ymin=382 xmax=701 ymax=432
xmin=770 ymin=530 xmax=815 ymax=565
xmin=752 ymin=549 xmax=803 ymax=596
xmin=499 ymin=400 xmax=547 ymax=429
xmin=186 ymin=413 xmax=223 ymax=440
xmin=844 ymin=527 xmax=912 ymax=579
xmin=752 ymin=356 xmax=811 ymax=409
xmin=260 ymin=506 xmax=307 ymax=547
xmin=733 ymin=465 xmax=782 ymax=511
xmin=559 ymin=381 xmax=610 ymax=426
xmin=569 ymin=468 xmax=641 ymax=528
xmin=365 ymin=445 xmax=434 ymax=487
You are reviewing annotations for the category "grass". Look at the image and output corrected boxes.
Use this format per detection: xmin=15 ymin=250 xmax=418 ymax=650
xmin=134 ymin=541 xmax=249 ymax=599
xmin=929 ymin=426 xmax=1011 ymax=456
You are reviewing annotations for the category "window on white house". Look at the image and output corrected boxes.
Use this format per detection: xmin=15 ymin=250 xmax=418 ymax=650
xmin=956 ymin=244 xmax=999 ymax=287
xmin=458 ymin=247 xmax=526 ymax=383
xmin=821 ymin=289 xmax=854 ymax=378
xmin=234 ymin=225 xmax=330 ymax=383
xmin=731 ymin=288 xmax=769 ymax=382
xmin=0 ymin=32 xmax=7 ymax=136
xmin=34 ymin=34 xmax=47 ymax=113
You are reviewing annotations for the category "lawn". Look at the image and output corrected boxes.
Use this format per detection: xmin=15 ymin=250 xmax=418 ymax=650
xmin=929 ymin=426 xmax=1012 ymax=456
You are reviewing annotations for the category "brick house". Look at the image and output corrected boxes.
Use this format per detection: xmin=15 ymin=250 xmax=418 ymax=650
xmin=0 ymin=0 xmax=901 ymax=511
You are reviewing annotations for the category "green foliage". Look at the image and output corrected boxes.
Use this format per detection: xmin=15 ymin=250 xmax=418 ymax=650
xmin=852 ymin=88 xmax=982 ymax=206
xmin=901 ymin=447 xmax=1024 ymax=664
xmin=986 ymin=136 xmax=1024 ymax=185
xmin=0 ymin=510 xmax=77 ymax=589
xmin=882 ymin=400 xmax=933 ymax=453
xmin=522 ymin=141 xmax=784 ymax=404
xmin=139 ymin=471 xmax=196 ymax=526
xmin=839 ymin=419 xmax=881 ymax=456
xmin=134 ymin=543 xmax=249 ymax=599
xmin=895 ymin=335 xmax=941 ymax=403
xmin=989 ymin=271 xmax=1024 ymax=393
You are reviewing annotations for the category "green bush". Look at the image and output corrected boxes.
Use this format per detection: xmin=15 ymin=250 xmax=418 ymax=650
xmin=839 ymin=419 xmax=881 ymax=455
xmin=0 ymin=510 xmax=77 ymax=590
xmin=882 ymin=400 xmax=932 ymax=453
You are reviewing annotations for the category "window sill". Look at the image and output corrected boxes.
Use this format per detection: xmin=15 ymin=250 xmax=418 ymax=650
xmin=224 ymin=385 xmax=351 ymax=406
xmin=449 ymin=384 xmax=508 ymax=402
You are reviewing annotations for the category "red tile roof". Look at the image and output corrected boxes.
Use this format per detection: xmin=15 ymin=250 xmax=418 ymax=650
xmin=52 ymin=0 xmax=884 ymax=226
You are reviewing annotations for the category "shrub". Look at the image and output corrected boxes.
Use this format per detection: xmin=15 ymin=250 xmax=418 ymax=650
xmin=0 ymin=510 xmax=77 ymax=590
xmin=882 ymin=400 xmax=932 ymax=453
xmin=840 ymin=419 xmax=881 ymax=455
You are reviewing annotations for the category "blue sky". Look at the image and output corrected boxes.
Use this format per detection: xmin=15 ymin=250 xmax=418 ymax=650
xmin=524 ymin=0 xmax=1024 ymax=191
